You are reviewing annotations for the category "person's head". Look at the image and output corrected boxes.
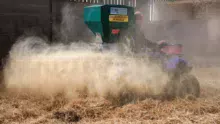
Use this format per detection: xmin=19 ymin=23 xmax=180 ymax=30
xmin=156 ymin=40 xmax=169 ymax=55
xmin=157 ymin=40 xmax=169 ymax=49
xmin=135 ymin=11 xmax=143 ymax=26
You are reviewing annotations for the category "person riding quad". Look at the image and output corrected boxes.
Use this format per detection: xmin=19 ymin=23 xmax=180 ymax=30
xmin=120 ymin=11 xmax=157 ymax=53
xmin=120 ymin=11 xmax=167 ymax=55
xmin=132 ymin=11 xmax=190 ymax=74
xmin=134 ymin=11 xmax=157 ymax=52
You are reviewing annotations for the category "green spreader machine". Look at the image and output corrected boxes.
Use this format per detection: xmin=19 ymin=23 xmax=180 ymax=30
xmin=84 ymin=4 xmax=135 ymax=44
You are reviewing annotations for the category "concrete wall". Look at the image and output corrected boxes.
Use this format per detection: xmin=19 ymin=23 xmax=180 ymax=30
xmin=152 ymin=3 xmax=193 ymax=21
xmin=194 ymin=3 xmax=220 ymax=54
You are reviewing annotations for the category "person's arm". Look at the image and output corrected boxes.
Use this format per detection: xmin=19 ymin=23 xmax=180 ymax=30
xmin=139 ymin=32 xmax=157 ymax=49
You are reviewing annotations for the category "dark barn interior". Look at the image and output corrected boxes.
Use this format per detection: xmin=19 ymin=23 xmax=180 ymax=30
xmin=0 ymin=0 xmax=85 ymax=68
xmin=0 ymin=0 xmax=52 ymax=68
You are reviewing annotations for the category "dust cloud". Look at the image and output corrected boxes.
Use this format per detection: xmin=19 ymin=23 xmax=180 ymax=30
xmin=54 ymin=3 xmax=94 ymax=43
xmin=3 ymin=35 xmax=168 ymax=104
xmin=2 ymin=3 xmax=170 ymax=104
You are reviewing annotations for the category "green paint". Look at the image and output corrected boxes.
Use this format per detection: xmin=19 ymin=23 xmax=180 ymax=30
xmin=84 ymin=4 xmax=135 ymax=43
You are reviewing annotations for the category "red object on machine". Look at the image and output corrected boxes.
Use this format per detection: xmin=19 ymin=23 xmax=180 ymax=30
xmin=161 ymin=44 xmax=182 ymax=55
xmin=112 ymin=29 xmax=120 ymax=34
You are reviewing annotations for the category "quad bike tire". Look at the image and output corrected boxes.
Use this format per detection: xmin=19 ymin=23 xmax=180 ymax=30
xmin=163 ymin=74 xmax=200 ymax=99
xmin=177 ymin=74 xmax=200 ymax=98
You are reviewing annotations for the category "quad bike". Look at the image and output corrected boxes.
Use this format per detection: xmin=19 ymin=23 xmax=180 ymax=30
xmin=84 ymin=4 xmax=200 ymax=104
xmin=148 ymin=43 xmax=200 ymax=99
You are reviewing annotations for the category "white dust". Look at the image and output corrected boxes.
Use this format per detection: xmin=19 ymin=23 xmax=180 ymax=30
xmin=3 ymin=36 xmax=169 ymax=102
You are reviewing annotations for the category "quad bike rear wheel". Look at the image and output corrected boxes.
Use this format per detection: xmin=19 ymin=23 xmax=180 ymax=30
xmin=164 ymin=74 xmax=200 ymax=99
xmin=177 ymin=74 xmax=200 ymax=98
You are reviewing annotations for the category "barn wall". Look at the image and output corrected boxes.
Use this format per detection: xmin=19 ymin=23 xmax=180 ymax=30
xmin=194 ymin=3 xmax=220 ymax=55
xmin=0 ymin=0 xmax=51 ymax=68
xmin=152 ymin=3 xmax=193 ymax=21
